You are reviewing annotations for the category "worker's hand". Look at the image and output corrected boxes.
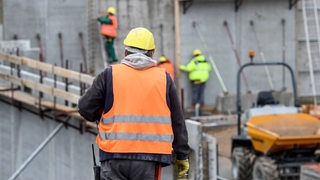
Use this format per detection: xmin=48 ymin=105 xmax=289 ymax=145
xmin=174 ymin=159 xmax=189 ymax=178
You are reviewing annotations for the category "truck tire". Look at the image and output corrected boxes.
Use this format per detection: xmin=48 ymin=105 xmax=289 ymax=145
xmin=252 ymin=156 xmax=279 ymax=180
xmin=232 ymin=147 xmax=254 ymax=180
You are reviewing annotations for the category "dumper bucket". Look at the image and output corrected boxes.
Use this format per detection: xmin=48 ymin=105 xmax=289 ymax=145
xmin=246 ymin=113 xmax=320 ymax=154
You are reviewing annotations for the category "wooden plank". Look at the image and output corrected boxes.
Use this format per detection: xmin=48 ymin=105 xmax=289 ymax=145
xmin=0 ymin=72 xmax=80 ymax=104
xmin=0 ymin=53 xmax=97 ymax=129
xmin=0 ymin=87 xmax=39 ymax=107
xmin=80 ymin=73 xmax=94 ymax=85
xmin=0 ymin=85 xmax=96 ymax=129
xmin=174 ymin=0 xmax=182 ymax=98
xmin=0 ymin=52 xmax=94 ymax=85
xmin=53 ymin=66 xmax=79 ymax=79
xmin=53 ymin=88 xmax=80 ymax=104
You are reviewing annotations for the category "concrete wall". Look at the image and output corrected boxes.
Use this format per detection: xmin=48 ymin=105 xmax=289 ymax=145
xmin=99 ymin=0 xmax=175 ymax=73
xmin=0 ymin=1 xmax=175 ymax=179
xmin=0 ymin=101 xmax=96 ymax=180
xmin=3 ymin=0 xmax=87 ymax=71
xmin=2 ymin=0 xmax=175 ymax=74
xmin=180 ymin=0 xmax=297 ymax=107
xmin=0 ymin=99 xmax=175 ymax=180
xmin=2 ymin=0 xmax=299 ymax=107
xmin=0 ymin=0 xmax=304 ymax=179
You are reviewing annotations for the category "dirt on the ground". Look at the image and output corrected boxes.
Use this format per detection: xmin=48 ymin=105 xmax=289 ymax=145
xmin=206 ymin=125 xmax=237 ymax=158
xmin=188 ymin=114 xmax=238 ymax=158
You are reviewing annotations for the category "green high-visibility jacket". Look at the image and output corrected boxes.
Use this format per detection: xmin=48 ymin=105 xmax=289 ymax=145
xmin=179 ymin=55 xmax=211 ymax=83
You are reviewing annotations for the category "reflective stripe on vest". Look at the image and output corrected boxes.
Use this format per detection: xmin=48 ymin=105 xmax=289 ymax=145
xmin=101 ymin=115 xmax=171 ymax=124
xmin=97 ymin=64 xmax=173 ymax=154
xmin=99 ymin=132 xmax=173 ymax=142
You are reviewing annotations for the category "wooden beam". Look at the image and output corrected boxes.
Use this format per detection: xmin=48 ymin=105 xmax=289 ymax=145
xmin=175 ymin=0 xmax=182 ymax=100
xmin=0 ymin=52 xmax=97 ymax=130
xmin=0 ymin=72 xmax=81 ymax=104
xmin=0 ymin=85 xmax=96 ymax=129
xmin=0 ymin=52 xmax=94 ymax=85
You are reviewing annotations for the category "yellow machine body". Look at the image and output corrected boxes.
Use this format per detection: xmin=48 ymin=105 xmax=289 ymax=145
xmin=246 ymin=113 xmax=320 ymax=154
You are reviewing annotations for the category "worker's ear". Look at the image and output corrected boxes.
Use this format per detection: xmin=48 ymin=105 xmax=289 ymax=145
xmin=146 ymin=50 xmax=155 ymax=58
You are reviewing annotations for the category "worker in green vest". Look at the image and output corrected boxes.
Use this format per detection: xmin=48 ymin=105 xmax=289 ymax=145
xmin=179 ymin=49 xmax=211 ymax=108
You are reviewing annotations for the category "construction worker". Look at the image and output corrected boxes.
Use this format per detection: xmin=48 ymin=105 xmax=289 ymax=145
xmin=98 ymin=7 xmax=118 ymax=64
xmin=179 ymin=49 xmax=211 ymax=108
xmin=158 ymin=56 xmax=175 ymax=80
xmin=78 ymin=27 xmax=189 ymax=180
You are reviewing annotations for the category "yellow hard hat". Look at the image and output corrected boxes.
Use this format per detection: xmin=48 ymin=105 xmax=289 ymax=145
xmin=193 ymin=49 xmax=201 ymax=56
xmin=123 ymin=27 xmax=155 ymax=50
xmin=107 ymin=7 xmax=116 ymax=15
xmin=159 ymin=56 xmax=167 ymax=62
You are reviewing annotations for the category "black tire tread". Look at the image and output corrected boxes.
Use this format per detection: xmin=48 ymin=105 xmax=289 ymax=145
xmin=232 ymin=147 xmax=254 ymax=180
xmin=253 ymin=156 xmax=280 ymax=180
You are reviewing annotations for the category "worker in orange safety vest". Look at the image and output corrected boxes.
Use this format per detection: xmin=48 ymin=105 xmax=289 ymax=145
xmin=78 ymin=27 xmax=189 ymax=180
xmin=98 ymin=7 xmax=118 ymax=64
xmin=158 ymin=56 xmax=175 ymax=80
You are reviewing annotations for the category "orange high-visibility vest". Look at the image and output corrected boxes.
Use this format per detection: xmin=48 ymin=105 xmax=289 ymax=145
xmin=96 ymin=64 xmax=173 ymax=154
xmin=158 ymin=61 xmax=175 ymax=80
xmin=100 ymin=15 xmax=118 ymax=37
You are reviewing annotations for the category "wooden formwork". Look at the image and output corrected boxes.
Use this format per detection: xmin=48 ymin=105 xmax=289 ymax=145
xmin=0 ymin=52 xmax=96 ymax=130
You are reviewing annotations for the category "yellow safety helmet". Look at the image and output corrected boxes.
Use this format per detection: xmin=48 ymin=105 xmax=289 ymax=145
xmin=193 ymin=49 xmax=202 ymax=56
xmin=159 ymin=56 xmax=167 ymax=62
xmin=107 ymin=7 xmax=116 ymax=15
xmin=123 ymin=27 xmax=155 ymax=50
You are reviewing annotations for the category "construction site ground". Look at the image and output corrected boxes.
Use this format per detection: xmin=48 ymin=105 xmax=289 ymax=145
xmin=185 ymin=107 xmax=237 ymax=179
xmin=190 ymin=104 xmax=320 ymax=180
xmin=214 ymin=126 xmax=235 ymax=179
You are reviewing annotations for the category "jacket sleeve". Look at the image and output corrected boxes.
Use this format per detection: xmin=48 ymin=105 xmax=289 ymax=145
xmin=77 ymin=71 xmax=106 ymax=122
xmin=179 ymin=59 xmax=196 ymax=72
xmin=167 ymin=73 xmax=189 ymax=160
xmin=98 ymin=16 xmax=112 ymax=24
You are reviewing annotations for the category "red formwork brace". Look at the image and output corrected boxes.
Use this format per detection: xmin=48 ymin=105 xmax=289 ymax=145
xmin=223 ymin=20 xmax=250 ymax=93
xmin=249 ymin=20 xmax=274 ymax=91
xmin=58 ymin=32 xmax=64 ymax=68
xmin=192 ymin=21 xmax=228 ymax=95
xmin=79 ymin=32 xmax=88 ymax=73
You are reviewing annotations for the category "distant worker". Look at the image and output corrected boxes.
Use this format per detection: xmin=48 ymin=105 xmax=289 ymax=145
xmin=179 ymin=49 xmax=211 ymax=108
xmin=98 ymin=7 xmax=118 ymax=64
xmin=158 ymin=55 xmax=175 ymax=80
xmin=78 ymin=27 xmax=189 ymax=180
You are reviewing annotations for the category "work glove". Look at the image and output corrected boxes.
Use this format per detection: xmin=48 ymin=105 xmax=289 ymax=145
xmin=174 ymin=159 xmax=189 ymax=178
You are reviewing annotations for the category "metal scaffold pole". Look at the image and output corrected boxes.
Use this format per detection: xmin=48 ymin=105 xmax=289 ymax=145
xmin=250 ymin=20 xmax=274 ymax=91
xmin=302 ymin=0 xmax=318 ymax=105
xmin=224 ymin=20 xmax=250 ymax=93
xmin=192 ymin=21 xmax=228 ymax=95
xmin=8 ymin=120 xmax=68 ymax=180
xmin=87 ymin=0 xmax=98 ymax=74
